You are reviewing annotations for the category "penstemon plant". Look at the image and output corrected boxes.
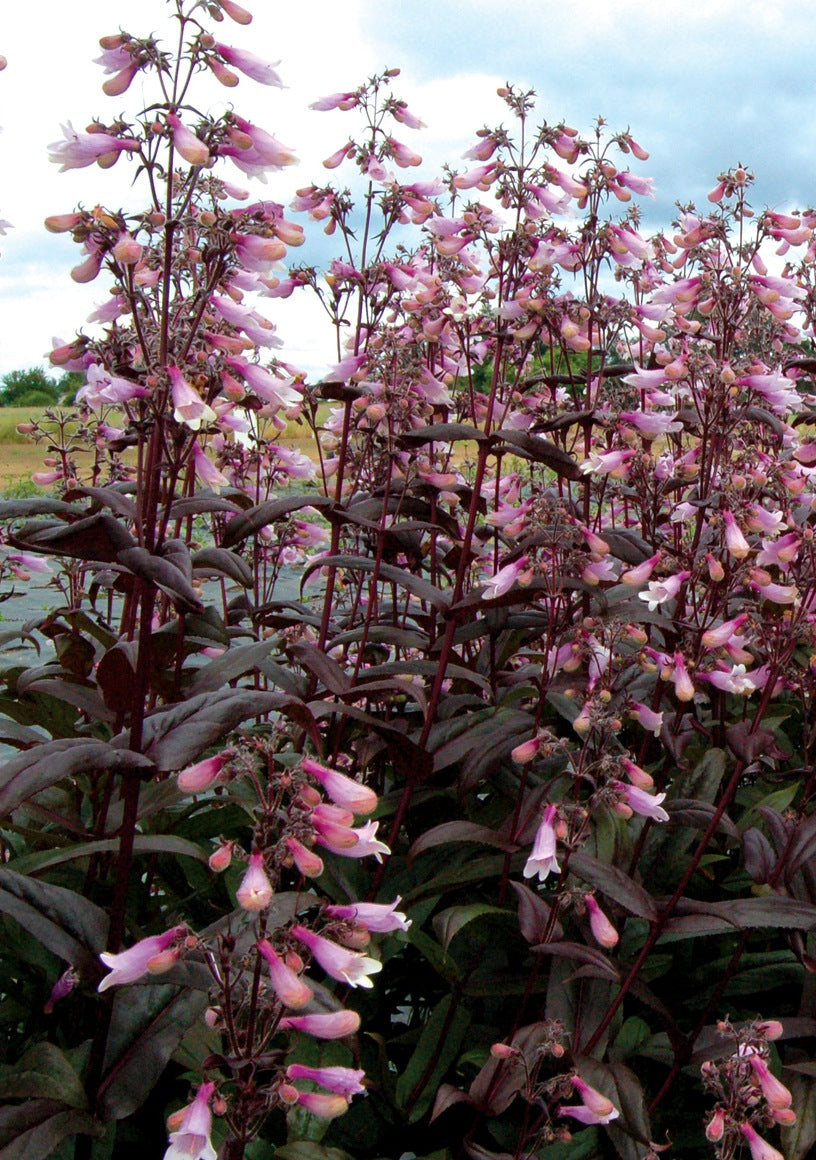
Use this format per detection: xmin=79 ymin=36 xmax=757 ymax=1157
xmin=2 ymin=2 xmax=816 ymax=1159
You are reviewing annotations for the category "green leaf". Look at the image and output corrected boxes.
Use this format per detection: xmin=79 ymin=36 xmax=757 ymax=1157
xmin=409 ymin=822 xmax=518 ymax=860
xmin=275 ymin=1146 xmax=355 ymax=1160
xmin=568 ymin=851 xmax=658 ymax=921
xmin=395 ymin=994 xmax=470 ymax=1123
xmin=782 ymin=1073 xmax=816 ymax=1160
xmin=0 ymin=868 xmax=108 ymax=973
xmin=432 ymin=903 xmax=512 ymax=952
xmin=0 ymin=1102 xmax=102 ymax=1160
xmin=192 ymin=546 xmax=253 ymax=587
xmin=8 ymin=834 xmax=207 ymax=875
xmin=98 ymin=982 xmax=209 ymax=1120
xmin=0 ymin=740 xmax=153 ymax=815
xmin=0 ymin=1042 xmax=87 ymax=1108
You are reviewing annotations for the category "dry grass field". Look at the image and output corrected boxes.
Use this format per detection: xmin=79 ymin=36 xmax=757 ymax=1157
xmin=0 ymin=406 xmax=327 ymax=492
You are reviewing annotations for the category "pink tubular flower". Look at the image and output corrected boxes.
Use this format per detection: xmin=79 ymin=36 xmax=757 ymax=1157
xmin=257 ymin=939 xmax=313 ymax=1008
xmin=279 ymin=1009 xmax=361 ymax=1039
xmin=310 ymin=91 xmax=358 ymax=111
xmin=620 ymin=552 xmax=661 ymax=586
xmin=701 ymin=613 xmax=749 ymax=650
xmin=291 ymin=925 xmax=382 ymax=988
xmin=612 ymin=780 xmax=669 ymax=823
xmin=279 ymin=1087 xmax=349 ymax=1118
xmin=192 ymin=442 xmax=230 ymax=492
xmin=739 ymin=1122 xmax=784 ymax=1160
xmin=302 ymin=757 xmax=378 ymax=815
xmin=316 ymin=820 xmax=390 ymax=862
xmin=637 ymin=570 xmax=691 ymax=611
xmin=560 ymin=1075 xmax=619 ymax=1124
xmin=723 ymin=510 xmax=751 ymax=559
xmin=165 ymin=113 xmax=209 ymax=167
xmin=215 ymin=44 xmax=282 ymax=86
xmin=706 ymin=1108 xmax=725 ymax=1141
xmin=164 ymin=1082 xmax=216 ymax=1160
xmin=482 ymin=555 xmax=529 ymax=600
xmin=748 ymin=1055 xmax=793 ymax=1109
xmin=98 ymin=925 xmax=185 ymax=991
xmin=177 ymin=753 xmax=226 ymax=793
xmin=285 ymin=836 xmax=324 ymax=877
xmin=671 ymin=652 xmax=695 ymax=702
xmin=48 ymin=122 xmax=139 ymax=170
xmin=44 ymin=966 xmax=79 ymax=1014
xmin=324 ymin=897 xmax=411 ymax=933
xmin=220 ymin=0 xmax=253 ymax=24
xmin=286 ymin=1064 xmax=366 ymax=1101
xmin=236 ymin=852 xmax=274 ymax=910
xmin=585 ymin=895 xmax=618 ymax=948
xmin=169 ymin=366 xmax=216 ymax=431
xmin=523 ymin=804 xmax=560 ymax=882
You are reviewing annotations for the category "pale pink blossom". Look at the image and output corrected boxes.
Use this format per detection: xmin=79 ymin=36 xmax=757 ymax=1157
xmin=723 ymin=511 xmax=751 ymax=559
xmin=316 ymin=819 xmax=390 ymax=862
xmin=701 ymin=613 xmax=749 ymax=649
xmin=481 ymin=555 xmax=529 ymax=599
xmin=585 ymin=895 xmax=618 ymax=948
xmin=279 ymin=1087 xmax=349 ymax=1118
xmin=310 ymin=92 xmax=358 ymax=112
xmin=164 ymin=1082 xmax=216 ymax=1160
xmin=285 ymin=836 xmax=324 ymax=877
xmin=98 ymin=925 xmax=185 ymax=991
xmin=169 ymin=366 xmax=216 ymax=431
xmin=748 ymin=1055 xmax=793 ymax=1109
xmin=523 ymin=804 xmax=560 ymax=882
xmin=703 ymin=663 xmax=769 ymax=695
xmin=166 ymin=113 xmax=209 ymax=167
xmin=215 ymin=43 xmax=282 ymax=86
xmin=671 ymin=652 xmax=695 ymax=702
xmin=324 ymin=897 xmax=411 ymax=933
xmin=257 ymin=939 xmax=313 ymax=1008
xmin=236 ymin=852 xmax=273 ymax=910
xmin=192 ymin=443 xmax=230 ymax=492
xmin=178 ymin=753 xmax=226 ymax=793
xmin=579 ymin=448 xmax=635 ymax=476
xmin=620 ymin=552 xmax=661 ymax=586
xmin=637 ymin=570 xmax=691 ymax=611
xmin=286 ymin=1064 xmax=366 ymax=1101
xmin=302 ymin=757 xmax=378 ymax=815
xmin=279 ymin=1009 xmax=361 ymax=1039
xmin=220 ymin=0 xmax=253 ymax=24
xmin=739 ymin=1122 xmax=784 ymax=1160
xmin=290 ymin=925 xmax=382 ymax=988
xmin=559 ymin=1075 xmax=619 ymax=1124
xmin=48 ymin=122 xmax=139 ymax=170
xmin=612 ymin=780 xmax=669 ymax=822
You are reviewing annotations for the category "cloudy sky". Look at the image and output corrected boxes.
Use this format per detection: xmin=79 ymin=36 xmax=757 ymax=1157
xmin=0 ymin=0 xmax=812 ymax=379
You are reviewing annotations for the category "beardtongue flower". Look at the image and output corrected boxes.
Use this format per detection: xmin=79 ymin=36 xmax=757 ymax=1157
xmin=98 ymin=925 xmax=186 ymax=991
xmin=215 ymin=44 xmax=282 ymax=86
xmin=482 ymin=555 xmax=529 ymax=599
xmin=286 ymin=1064 xmax=366 ymax=1101
xmin=169 ymin=366 xmax=216 ymax=431
xmin=523 ymin=804 xmax=560 ymax=882
xmin=739 ymin=1122 xmax=785 ymax=1160
xmin=279 ymin=1009 xmax=361 ymax=1039
xmin=164 ymin=1082 xmax=217 ymax=1160
xmin=747 ymin=1054 xmax=793 ymax=1109
xmin=584 ymin=894 xmax=619 ymax=948
xmin=559 ymin=1075 xmax=619 ymax=1124
xmin=256 ymin=939 xmax=313 ymax=1008
xmin=285 ymin=836 xmax=324 ymax=877
xmin=44 ymin=966 xmax=79 ymax=1014
xmin=611 ymin=780 xmax=669 ymax=822
xmin=301 ymin=757 xmax=378 ymax=815
xmin=236 ymin=852 xmax=274 ymax=910
xmin=177 ymin=753 xmax=226 ymax=793
xmin=290 ymin=925 xmax=382 ymax=988
xmin=278 ymin=1085 xmax=349 ymax=1118
xmin=324 ymin=897 xmax=411 ymax=933
xmin=165 ymin=113 xmax=210 ymax=167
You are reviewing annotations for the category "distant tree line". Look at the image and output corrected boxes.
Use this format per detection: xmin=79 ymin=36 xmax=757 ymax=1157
xmin=0 ymin=367 xmax=85 ymax=407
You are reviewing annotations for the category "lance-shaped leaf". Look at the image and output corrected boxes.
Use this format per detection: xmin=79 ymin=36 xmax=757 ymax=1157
xmin=510 ymin=880 xmax=564 ymax=943
xmin=98 ymin=982 xmax=209 ymax=1120
xmin=0 ymin=739 xmax=153 ymax=816
xmin=397 ymin=422 xmax=488 ymax=446
xmin=0 ymin=1102 xmax=103 ymax=1160
xmin=409 ymin=821 xmax=519 ymax=860
xmin=113 ymin=688 xmax=308 ymax=770
xmin=220 ymin=493 xmax=333 ymax=547
xmin=10 ymin=511 xmax=135 ymax=561
xmin=432 ymin=903 xmax=514 ymax=952
xmin=568 ymin=851 xmax=658 ymax=922
xmin=532 ymin=940 xmax=619 ymax=981
xmin=395 ymin=994 xmax=470 ymax=1123
xmin=300 ymin=555 xmax=450 ymax=611
xmin=491 ymin=429 xmax=582 ymax=478
xmin=0 ymin=868 xmax=108 ymax=973
xmin=192 ymin=546 xmax=253 ymax=587
xmin=116 ymin=546 xmax=203 ymax=613
xmin=0 ymin=1042 xmax=87 ymax=1108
